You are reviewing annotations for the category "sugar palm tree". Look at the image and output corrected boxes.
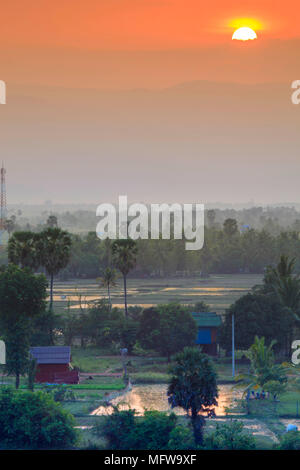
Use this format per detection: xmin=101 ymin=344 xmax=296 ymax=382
xmin=97 ymin=267 xmax=118 ymax=310
xmin=38 ymin=228 xmax=72 ymax=311
xmin=111 ymin=239 xmax=137 ymax=317
xmin=8 ymin=231 xmax=40 ymax=271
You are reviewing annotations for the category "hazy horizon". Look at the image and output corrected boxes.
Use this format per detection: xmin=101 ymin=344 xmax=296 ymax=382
xmin=1 ymin=79 xmax=300 ymax=205
xmin=0 ymin=2 xmax=299 ymax=205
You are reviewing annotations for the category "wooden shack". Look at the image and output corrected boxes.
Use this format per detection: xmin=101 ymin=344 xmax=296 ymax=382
xmin=191 ymin=312 xmax=222 ymax=356
xmin=29 ymin=346 xmax=79 ymax=384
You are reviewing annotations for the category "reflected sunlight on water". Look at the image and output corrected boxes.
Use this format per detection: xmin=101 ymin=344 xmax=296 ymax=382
xmin=91 ymin=384 xmax=242 ymax=417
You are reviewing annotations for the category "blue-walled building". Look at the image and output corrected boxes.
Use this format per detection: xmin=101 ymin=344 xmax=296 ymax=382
xmin=191 ymin=312 xmax=222 ymax=356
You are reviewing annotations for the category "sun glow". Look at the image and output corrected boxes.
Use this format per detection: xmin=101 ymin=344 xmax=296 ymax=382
xmin=232 ymin=27 xmax=257 ymax=41
xmin=229 ymin=18 xmax=262 ymax=41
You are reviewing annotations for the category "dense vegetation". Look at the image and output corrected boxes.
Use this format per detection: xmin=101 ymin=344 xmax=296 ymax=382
xmin=0 ymin=388 xmax=78 ymax=449
xmin=4 ymin=207 xmax=300 ymax=279
xmin=0 ymin=209 xmax=300 ymax=450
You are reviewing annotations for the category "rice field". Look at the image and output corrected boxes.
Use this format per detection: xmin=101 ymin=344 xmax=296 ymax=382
xmin=52 ymin=273 xmax=263 ymax=315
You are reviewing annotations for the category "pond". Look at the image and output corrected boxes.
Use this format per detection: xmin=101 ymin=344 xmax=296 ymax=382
xmin=91 ymin=383 xmax=243 ymax=417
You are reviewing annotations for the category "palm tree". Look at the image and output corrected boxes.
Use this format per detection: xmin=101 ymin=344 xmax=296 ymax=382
xmin=168 ymin=347 xmax=218 ymax=445
xmin=264 ymin=255 xmax=300 ymax=323
xmin=97 ymin=267 xmax=118 ymax=310
xmin=38 ymin=228 xmax=72 ymax=311
xmin=235 ymin=337 xmax=288 ymax=410
xmin=111 ymin=239 xmax=137 ymax=317
xmin=8 ymin=231 xmax=40 ymax=270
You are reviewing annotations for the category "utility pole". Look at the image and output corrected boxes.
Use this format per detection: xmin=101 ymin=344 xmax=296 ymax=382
xmin=232 ymin=313 xmax=235 ymax=377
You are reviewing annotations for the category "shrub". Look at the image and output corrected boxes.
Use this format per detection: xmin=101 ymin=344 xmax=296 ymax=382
xmin=205 ymin=420 xmax=256 ymax=450
xmin=277 ymin=431 xmax=300 ymax=450
xmin=134 ymin=411 xmax=177 ymax=450
xmin=40 ymin=384 xmax=76 ymax=402
xmin=167 ymin=425 xmax=196 ymax=450
xmin=101 ymin=408 xmax=136 ymax=450
xmin=101 ymin=407 xmax=178 ymax=450
xmin=0 ymin=387 xmax=78 ymax=449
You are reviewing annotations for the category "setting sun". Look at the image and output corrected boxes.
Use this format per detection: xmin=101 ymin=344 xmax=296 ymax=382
xmin=232 ymin=27 xmax=257 ymax=41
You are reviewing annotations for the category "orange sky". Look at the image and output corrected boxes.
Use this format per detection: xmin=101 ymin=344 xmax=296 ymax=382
xmin=1 ymin=1 xmax=300 ymax=204
xmin=0 ymin=0 xmax=299 ymax=50
xmin=0 ymin=0 xmax=299 ymax=89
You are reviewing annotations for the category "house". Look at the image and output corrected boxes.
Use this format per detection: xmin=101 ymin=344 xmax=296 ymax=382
xmin=29 ymin=346 xmax=79 ymax=384
xmin=191 ymin=312 xmax=222 ymax=356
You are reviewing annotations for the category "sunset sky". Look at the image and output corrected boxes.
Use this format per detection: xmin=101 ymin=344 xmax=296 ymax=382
xmin=1 ymin=1 xmax=298 ymax=48
xmin=1 ymin=0 xmax=299 ymax=88
xmin=0 ymin=1 xmax=299 ymax=204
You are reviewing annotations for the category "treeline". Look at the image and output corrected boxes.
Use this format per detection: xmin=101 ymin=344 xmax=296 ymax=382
xmin=59 ymin=222 xmax=300 ymax=278
xmin=57 ymin=302 xmax=198 ymax=362
xmin=4 ymin=214 xmax=300 ymax=279
xmin=7 ymin=205 xmax=300 ymax=234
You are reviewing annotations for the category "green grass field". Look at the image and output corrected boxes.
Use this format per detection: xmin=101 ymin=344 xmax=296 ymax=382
xmin=52 ymin=273 xmax=263 ymax=315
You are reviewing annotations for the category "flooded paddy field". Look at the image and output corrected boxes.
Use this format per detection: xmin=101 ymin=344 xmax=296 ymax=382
xmin=52 ymin=274 xmax=263 ymax=315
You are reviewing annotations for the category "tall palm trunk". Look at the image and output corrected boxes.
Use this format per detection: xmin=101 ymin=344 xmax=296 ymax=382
xmin=49 ymin=273 xmax=54 ymax=311
xmin=107 ymin=283 xmax=112 ymax=310
xmin=16 ymin=372 xmax=20 ymax=389
xmin=123 ymin=274 xmax=128 ymax=318
xmin=191 ymin=409 xmax=204 ymax=445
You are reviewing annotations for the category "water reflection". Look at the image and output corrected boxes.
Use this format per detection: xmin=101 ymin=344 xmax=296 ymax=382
xmin=91 ymin=384 xmax=242 ymax=417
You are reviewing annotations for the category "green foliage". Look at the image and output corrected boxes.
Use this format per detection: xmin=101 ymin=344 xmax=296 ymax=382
xmin=223 ymin=218 xmax=238 ymax=237
xmin=261 ymin=255 xmax=300 ymax=323
xmin=61 ymin=232 xmax=103 ymax=279
xmin=111 ymin=239 xmax=138 ymax=277
xmin=236 ymin=336 xmax=288 ymax=397
xmin=277 ymin=431 xmax=300 ymax=450
xmin=138 ymin=304 xmax=198 ymax=360
xmin=0 ymin=388 xmax=78 ymax=449
xmin=101 ymin=407 xmax=177 ymax=450
xmin=0 ymin=265 xmax=47 ymax=388
xmin=219 ymin=293 xmax=293 ymax=354
xmin=8 ymin=231 xmax=40 ymax=270
xmin=14 ymin=213 xmax=300 ymax=279
xmin=0 ymin=264 xmax=47 ymax=324
xmin=205 ymin=420 xmax=256 ymax=450
xmin=27 ymin=359 xmax=37 ymax=391
xmin=40 ymin=384 xmax=76 ymax=402
xmin=5 ymin=322 xmax=31 ymax=389
xmin=31 ymin=309 xmax=59 ymax=346
xmin=167 ymin=425 xmax=196 ymax=450
xmin=38 ymin=227 xmax=72 ymax=278
xmin=134 ymin=410 xmax=177 ymax=450
xmin=101 ymin=408 xmax=135 ymax=450
xmin=85 ymin=300 xmax=138 ymax=351
xmin=112 ymin=239 xmax=138 ymax=317
xmin=97 ymin=267 xmax=118 ymax=309
xmin=168 ymin=347 xmax=218 ymax=445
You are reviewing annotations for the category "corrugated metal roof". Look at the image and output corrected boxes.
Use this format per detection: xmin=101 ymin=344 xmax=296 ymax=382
xmin=191 ymin=312 xmax=222 ymax=327
xmin=29 ymin=346 xmax=71 ymax=364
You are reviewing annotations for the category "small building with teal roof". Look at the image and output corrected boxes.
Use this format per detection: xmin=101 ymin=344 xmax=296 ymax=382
xmin=191 ymin=312 xmax=222 ymax=356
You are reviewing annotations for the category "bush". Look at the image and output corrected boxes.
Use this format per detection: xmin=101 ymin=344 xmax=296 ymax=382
xmin=0 ymin=387 xmax=78 ymax=449
xmin=134 ymin=411 xmax=177 ymax=450
xmin=277 ymin=431 xmax=300 ymax=450
xmin=40 ymin=384 xmax=76 ymax=402
xmin=101 ymin=408 xmax=136 ymax=450
xmin=167 ymin=426 xmax=196 ymax=450
xmin=205 ymin=420 xmax=256 ymax=450
xmin=101 ymin=407 xmax=178 ymax=450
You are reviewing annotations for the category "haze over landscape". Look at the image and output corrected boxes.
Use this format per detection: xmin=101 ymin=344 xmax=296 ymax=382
xmin=0 ymin=1 xmax=299 ymax=205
